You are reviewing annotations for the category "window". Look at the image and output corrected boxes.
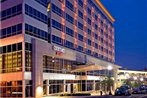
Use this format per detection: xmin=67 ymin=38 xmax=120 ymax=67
xmin=66 ymin=13 xmax=74 ymax=24
xmin=52 ymin=19 xmax=63 ymax=31
xmin=66 ymin=0 xmax=74 ymax=12
xmin=78 ymin=10 xmax=83 ymax=19
xmin=35 ymin=0 xmax=47 ymax=7
xmin=0 ymin=0 xmax=7 ymax=3
xmin=52 ymin=35 xmax=63 ymax=45
xmin=87 ymin=8 xmax=91 ymax=15
xmin=1 ymin=23 xmax=22 ymax=39
xmin=87 ymin=18 xmax=91 ymax=25
xmin=95 ymin=43 xmax=98 ymax=49
xmin=87 ymin=29 xmax=91 ymax=35
xmin=52 ymin=3 xmax=64 ymax=17
xmin=95 ymin=24 xmax=98 ymax=30
xmin=25 ymin=24 xmax=48 ymax=41
xmin=78 ymin=0 xmax=83 ymax=7
xmin=95 ymin=15 xmax=98 ymax=21
xmin=94 ymin=52 xmax=98 ymax=57
xmin=94 ymin=33 xmax=98 ymax=39
xmin=25 ymin=4 xmax=47 ymax=24
xmin=1 ymin=4 xmax=22 ymax=21
xmin=78 ymin=34 xmax=83 ymax=41
xmin=0 ymin=81 xmax=23 ymax=97
xmin=87 ymin=39 xmax=91 ymax=46
xmin=64 ymin=40 xmax=74 ymax=49
xmin=77 ymin=46 xmax=83 ymax=52
xmin=66 ymin=27 xmax=74 ymax=37
xmin=0 ymin=43 xmax=22 ymax=73
xmin=86 ymin=49 xmax=91 ymax=55
xmin=78 ymin=22 xmax=83 ymax=30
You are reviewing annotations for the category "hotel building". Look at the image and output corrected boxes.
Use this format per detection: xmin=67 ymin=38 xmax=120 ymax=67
xmin=0 ymin=0 xmax=119 ymax=97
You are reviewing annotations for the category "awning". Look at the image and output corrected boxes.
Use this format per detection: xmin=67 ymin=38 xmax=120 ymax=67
xmin=71 ymin=64 xmax=106 ymax=72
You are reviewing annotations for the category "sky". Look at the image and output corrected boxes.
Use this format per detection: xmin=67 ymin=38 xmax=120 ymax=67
xmin=101 ymin=0 xmax=147 ymax=70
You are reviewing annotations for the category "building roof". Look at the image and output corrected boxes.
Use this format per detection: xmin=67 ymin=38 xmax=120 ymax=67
xmin=95 ymin=0 xmax=115 ymax=22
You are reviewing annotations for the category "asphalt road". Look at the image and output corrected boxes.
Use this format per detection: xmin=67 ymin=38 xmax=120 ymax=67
xmin=44 ymin=94 xmax=147 ymax=98
xmin=84 ymin=94 xmax=147 ymax=98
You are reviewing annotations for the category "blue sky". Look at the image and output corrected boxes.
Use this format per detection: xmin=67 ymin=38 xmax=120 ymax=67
xmin=101 ymin=0 xmax=147 ymax=70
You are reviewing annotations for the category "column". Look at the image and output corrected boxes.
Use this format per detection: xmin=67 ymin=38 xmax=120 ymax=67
xmin=93 ymin=80 xmax=96 ymax=91
xmin=63 ymin=80 xmax=66 ymax=93
xmin=113 ymin=68 xmax=118 ymax=92
xmin=46 ymin=80 xmax=49 ymax=96
xmin=22 ymin=80 xmax=25 ymax=98
xmin=32 ymin=39 xmax=43 ymax=98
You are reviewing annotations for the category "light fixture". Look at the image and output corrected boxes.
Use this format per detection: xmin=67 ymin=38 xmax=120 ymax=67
xmin=36 ymin=86 xmax=43 ymax=95
xmin=107 ymin=65 xmax=113 ymax=70
xmin=133 ymin=76 xmax=137 ymax=80
xmin=140 ymin=78 xmax=144 ymax=81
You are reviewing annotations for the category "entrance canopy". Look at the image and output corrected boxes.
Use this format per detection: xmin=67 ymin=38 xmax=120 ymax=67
xmin=71 ymin=64 xmax=107 ymax=72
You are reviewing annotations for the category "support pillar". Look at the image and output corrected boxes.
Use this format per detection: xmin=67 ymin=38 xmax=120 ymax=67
xmin=22 ymin=80 xmax=25 ymax=98
xmin=63 ymin=80 xmax=66 ymax=93
xmin=46 ymin=80 xmax=49 ymax=96
xmin=93 ymin=80 xmax=96 ymax=91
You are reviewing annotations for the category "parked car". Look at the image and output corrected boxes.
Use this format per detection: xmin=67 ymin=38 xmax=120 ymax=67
xmin=115 ymin=85 xmax=132 ymax=96
xmin=139 ymin=85 xmax=147 ymax=94
xmin=132 ymin=88 xmax=142 ymax=94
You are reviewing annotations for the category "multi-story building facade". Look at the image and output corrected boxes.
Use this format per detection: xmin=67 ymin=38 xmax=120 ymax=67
xmin=0 ymin=0 xmax=118 ymax=97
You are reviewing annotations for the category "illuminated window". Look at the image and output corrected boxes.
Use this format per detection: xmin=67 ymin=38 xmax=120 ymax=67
xmin=47 ymin=3 xmax=50 ymax=12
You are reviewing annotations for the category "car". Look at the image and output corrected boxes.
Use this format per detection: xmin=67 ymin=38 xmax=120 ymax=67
xmin=132 ymin=88 xmax=142 ymax=94
xmin=139 ymin=85 xmax=147 ymax=94
xmin=115 ymin=86 xmax=132 ymax=96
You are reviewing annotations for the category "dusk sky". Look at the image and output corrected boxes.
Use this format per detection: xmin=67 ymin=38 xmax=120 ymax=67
xmin=101 ymin=0 xmax=147 ymax=70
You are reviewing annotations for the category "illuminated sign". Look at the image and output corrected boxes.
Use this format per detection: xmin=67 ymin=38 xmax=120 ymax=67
xmin=53 ymin=45 xmax=65 ymax=53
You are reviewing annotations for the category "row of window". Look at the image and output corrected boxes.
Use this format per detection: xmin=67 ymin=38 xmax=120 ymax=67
xmin=51 ymin=19 xmax=113 ymax=44
xmin=0 ymin=81 xmax=22 ymax=97
xmin=0 ymin=51 xmax=22 ymax=73
xmin=65 ymin=0 xmax=74 ymax=12
xmin=0 ymin=24 xmax=22 ymax=39
xmin=1 ymin=4 xmax=22 ymax=21
xmin=52 ymin=3 xmax=64 ymax=17
xmin=43 ymin=56 xmax=74 ymax=74
xmin=87 ymin=0 xmax=113 ymax=26
xmin=0 ymin=43 xmax=22 ymax=54
xmin=25 ymin=43 xmax=32 ymax=72
xmin=52 ymin=35 xmax=113 ymax=56
xmin=64 ymin=0 xmax=112 ymax=27
xmin=34 ymin=0 xmax=47 ymax=7
xmin=51 ymin=4 xmax=113 ymax=34
xmin=52 ymin=1 xmax=112 ymax=32
xmin=0 ymin=0 xmax=7 ymax=3
xmin=25 ymin=4 xmax=48 ymax=24
xmin=25 ymin=24 xmax=48 ymax=41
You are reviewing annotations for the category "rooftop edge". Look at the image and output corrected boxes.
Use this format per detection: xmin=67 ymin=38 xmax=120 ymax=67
xmin=95 ymin=0 xmax=115 ymax=23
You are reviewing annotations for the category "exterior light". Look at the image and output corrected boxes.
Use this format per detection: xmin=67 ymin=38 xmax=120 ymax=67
xmin=133 ymin=76 xmax=137 ymax=80
xmin=107 ymin=65 xmax=113 ymax=71
xmin=140 ymin=78 xmax=144 ymax=81
xmin=36 ymin=86 xmax=43 ymax=96
xmin=125 ymin=73 xmax=130 ymax=79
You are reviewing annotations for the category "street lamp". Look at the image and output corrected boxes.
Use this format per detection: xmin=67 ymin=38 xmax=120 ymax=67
xmin=133 ymin=76 xmax=137 ymax=80
xmin=140 ymin=78 xmax=144 ymax=82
